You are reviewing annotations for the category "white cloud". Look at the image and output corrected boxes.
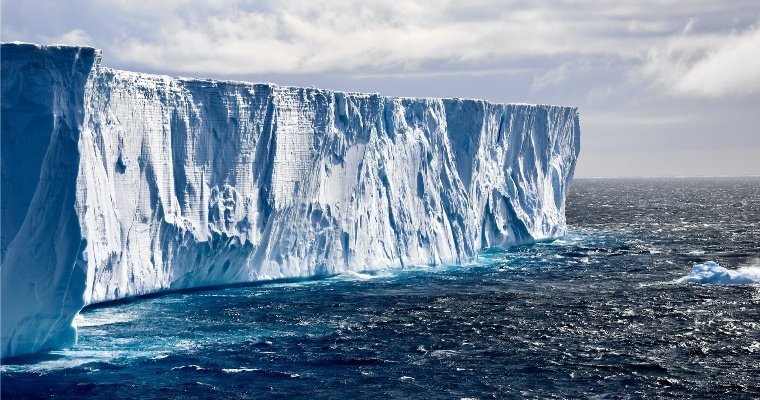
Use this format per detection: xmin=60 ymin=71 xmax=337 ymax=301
xmin=105 ymin=0 xmax=743 ymax=75
xmin=50 ymin=29 xmax=93 ymax=47
xmin=114 ymin=1 xmax=573 ymax=74
xmin=673 ymin=26 xmax=760 ymax=97
xmin=531 ymin=61 xmax=593 ymax=91
xmin=641 ymin=22 xmax=760 ymax=98
xmin=532 ymin=64 xmax=573 ymax=91
xmin=5 ymin=0 xmax=760 ymax=99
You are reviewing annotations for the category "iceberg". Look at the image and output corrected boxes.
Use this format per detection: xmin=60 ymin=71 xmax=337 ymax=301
xmin=1 ymin=43 xmax=581 ymax=358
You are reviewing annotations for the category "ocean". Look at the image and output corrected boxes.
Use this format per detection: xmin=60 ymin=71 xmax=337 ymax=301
xmin=2 ymin=177 xmax=759 ymax=399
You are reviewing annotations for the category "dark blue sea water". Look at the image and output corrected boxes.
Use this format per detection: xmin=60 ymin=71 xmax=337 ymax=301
xmin=3 ymin=178 xmax=760 ymax=399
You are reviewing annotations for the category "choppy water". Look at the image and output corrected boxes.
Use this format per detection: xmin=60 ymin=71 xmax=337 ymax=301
xmin=3 ymin=178 xmax=760 ymax=399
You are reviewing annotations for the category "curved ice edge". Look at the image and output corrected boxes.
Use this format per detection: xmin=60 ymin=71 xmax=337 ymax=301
xmin=79 ymin=275 xmax=331 ymax=311
xmin=674 ymin=261 xmax=760 ymax=285
xmin=79 ymin=246 xmax=571 ymax=308
xmin=8 ymin=243 xmax=561 ymax=361
xmin=83 ymin=240 xmax=570 ymax=310
xmin=77 ymin=263 xmax=453 ymax=310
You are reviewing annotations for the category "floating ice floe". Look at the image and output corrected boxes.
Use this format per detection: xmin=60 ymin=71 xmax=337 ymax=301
xmin=675 ymin=261 xmax=760 ymax=285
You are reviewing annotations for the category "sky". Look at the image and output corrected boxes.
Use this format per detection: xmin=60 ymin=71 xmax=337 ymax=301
xmin=2 ymin=0 xmax=759 ymax=177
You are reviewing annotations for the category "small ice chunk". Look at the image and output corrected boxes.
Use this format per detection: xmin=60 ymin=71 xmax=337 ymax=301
xmin=675 ymin=261 xmax=760 ymax=285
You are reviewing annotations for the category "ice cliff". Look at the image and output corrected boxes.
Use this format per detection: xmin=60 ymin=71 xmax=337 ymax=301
xmin=1 ymin=43 xmax=580 ymax=358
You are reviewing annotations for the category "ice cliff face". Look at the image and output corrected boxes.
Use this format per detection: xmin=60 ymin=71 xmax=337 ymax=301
xmin=1 ymin=43 xmax=581 ymax=358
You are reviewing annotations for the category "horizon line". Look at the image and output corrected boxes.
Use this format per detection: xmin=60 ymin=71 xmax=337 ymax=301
xmin=574 ymin=174 xmax=760 ymax=179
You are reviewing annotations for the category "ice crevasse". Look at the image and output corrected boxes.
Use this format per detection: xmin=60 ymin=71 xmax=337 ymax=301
xmin=0 ymin=43 xmax=581 ymax=358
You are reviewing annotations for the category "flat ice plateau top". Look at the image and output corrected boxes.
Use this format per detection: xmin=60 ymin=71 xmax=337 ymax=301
xmin=0 ymin=43 xmax=580 ymax=358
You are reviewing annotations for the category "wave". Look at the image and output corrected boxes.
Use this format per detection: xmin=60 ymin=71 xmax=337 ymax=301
xmin=675 ymin=261 xmax=760 ymax=285
xmin=335 ymin=270 xmax=393 ymax=281
xmin=222 ymin=367 xmax=260 ymax=373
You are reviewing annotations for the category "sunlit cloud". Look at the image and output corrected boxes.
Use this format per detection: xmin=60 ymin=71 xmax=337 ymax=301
xmin=641 ymin=22 xmax=760 ymax=98
xmin=4 ymin=0 xmax=759 ymax=100
xmin=49 ymin=29 xmax=94 ymax=47
xmin=52 ymin=0 xmax=746 ymax=80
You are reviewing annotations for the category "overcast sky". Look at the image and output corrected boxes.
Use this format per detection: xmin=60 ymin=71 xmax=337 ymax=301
xmin=3 ymin=0 xmax=759 ymax=177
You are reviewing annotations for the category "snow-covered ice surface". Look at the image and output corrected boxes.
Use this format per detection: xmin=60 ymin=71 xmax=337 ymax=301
xmin=0 ymin=43 xmax=580 ymax=358
xmin=675 ymin=261 xmax=760 ymax=285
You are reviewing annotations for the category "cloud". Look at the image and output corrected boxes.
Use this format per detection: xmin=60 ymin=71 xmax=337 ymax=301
xmin=113 ymin=1 xmax=587 ymax=74
xmin=49 ymin=29 xmax=94 ymax=47
xmin=531 ymin=61 xmax=594 ymax=91
xmin=96 ymin=0 xmax=752 ymax=75
xmin=531 ymin=64 xmax=573 ymax=91
xmin=641 ymin=22 xmax=760 ymax=98
xmin=673 ymin=26 xmax=760 ymax=97
xmin=3 ymin=0 xmax=760 ymax=96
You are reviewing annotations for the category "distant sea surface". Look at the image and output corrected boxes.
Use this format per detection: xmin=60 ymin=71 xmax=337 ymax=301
xmin=3 ymin=178 xmax=759 ymax=399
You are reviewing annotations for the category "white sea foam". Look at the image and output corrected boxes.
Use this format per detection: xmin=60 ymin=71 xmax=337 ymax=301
xmin=74 ymin=310 xmax=138 ymax=328
xmin=335 ymin=270 xmax=394 ymax=281
xmin=171 ymin=365 xmax=205 ymax=372
xmin=0 ymin=348 xmax=158 ymax=374
xmin=337 ymin=271 xmax=376 ymax=280
xmin=675 ymin=261 xmax=760 ymax=285
xmin=222 ymin=367 xmax=260 ymax=373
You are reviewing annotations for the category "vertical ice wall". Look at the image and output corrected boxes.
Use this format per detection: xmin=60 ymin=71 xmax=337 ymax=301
xmin=1 ymin=44 xmax=97 ymax=357
xmin=1 ymin=43 xmax=580 ymax=358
